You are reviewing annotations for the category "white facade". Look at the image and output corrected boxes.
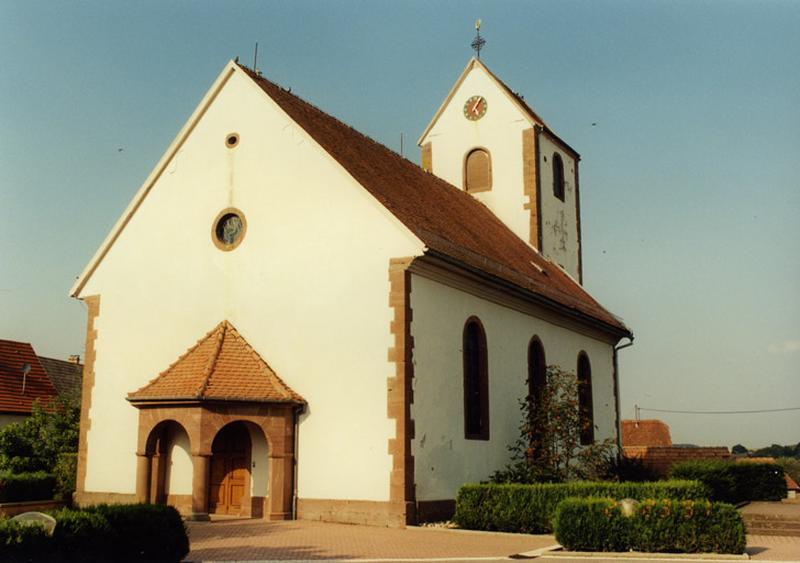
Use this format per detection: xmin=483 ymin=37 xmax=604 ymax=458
xmin=75 ymin=64 xmax=423 ymax=501
xmin=409 ymin=273 xmax=616 ymax=501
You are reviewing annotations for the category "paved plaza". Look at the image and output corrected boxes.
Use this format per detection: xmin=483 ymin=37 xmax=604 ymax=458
xmin=184 ymin=519 xmax=800 ymax=562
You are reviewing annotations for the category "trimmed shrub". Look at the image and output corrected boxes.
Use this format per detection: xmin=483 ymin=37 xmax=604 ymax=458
xmin=53 ymin=453 xmax=78 ymax=502
xmin=2 ymin=504 xmax=188 ymax=562
xmin=51 ymin=508 xmax=112 ymax=561
xmin=453 ymin=480 xmax=709 ymax=533
xmin=81 ymin=503 xmax=189 ymax=562
xmin=553 ymin=497 xmax=746 ymax=554
xmin=0 ymin=470 xmax=56 ymax=502
xmin=0 ymin=517 xmax=52 ymax=562
xmin=669 ymin=459 xmax=786 ymax=503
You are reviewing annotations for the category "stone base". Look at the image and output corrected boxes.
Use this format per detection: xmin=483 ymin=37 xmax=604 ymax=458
xmin=297 ymin=498 xmax=407 ymax=528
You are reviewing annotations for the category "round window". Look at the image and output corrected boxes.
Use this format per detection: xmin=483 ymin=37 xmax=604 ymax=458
xmin=212 ymin=208 xmax=246 ymax=251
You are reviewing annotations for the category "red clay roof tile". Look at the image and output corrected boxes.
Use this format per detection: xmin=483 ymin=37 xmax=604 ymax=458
xmin=0 ymin=339 xmax=59 ymax=414
xmin=239 ymin=65 xmax=629 ymax=336
xmin=128 ymin=321 xmax=304 ymax=404
xmin=621 ymin=419 xmax=673 ymax=447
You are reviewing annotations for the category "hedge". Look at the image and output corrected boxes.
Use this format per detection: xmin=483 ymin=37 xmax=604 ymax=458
xmin=669 ymin=459 xmax=786 ymax=503
xmin=453 ymin=480 xmax=709 ymax=533
xmin=0 ymin=471 xmax=55 ymax=503
xmin=0 ymin=503 xmax=188 ymax=562
xmin=54 ymin=453 xmax=78 ymax=502
xmin=553 ymin=497 xmax=746 ymax=554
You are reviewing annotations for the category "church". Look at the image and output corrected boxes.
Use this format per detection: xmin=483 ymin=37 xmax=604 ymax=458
xmin=70 ymin=54 xmax=632 ymax=527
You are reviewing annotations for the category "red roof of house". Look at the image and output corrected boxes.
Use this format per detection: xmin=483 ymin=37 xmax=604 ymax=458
xmin=621 ymin=419 xmax=673 ymax=447
xmin=0 ymin=339 xmax=59 ymax=414
xmin=128 ymin=321 xmax=304 ymax=404
xmin=240 ymin=65 xmax=629 ymax=337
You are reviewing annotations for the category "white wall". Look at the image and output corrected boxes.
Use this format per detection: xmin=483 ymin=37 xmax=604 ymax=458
xmin=409 ymin=273 xmax=616 ymax=501
xmin=422 ymin=65 xmax=531 ymax=245
xmin=165 ymin=425 xmax=192 ymax=496
xmin=247 ymin=424 xmax=269 ymax=497
xmin=538 ymin=135 xmax=580 ymax=279
xmin=78 ymin=66 xmax=423 ymax=502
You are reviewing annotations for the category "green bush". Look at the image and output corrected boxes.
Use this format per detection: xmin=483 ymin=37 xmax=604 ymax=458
xmin=601 ymin=454 xmax=659 ymax=482
xmin=0 ymin=470 xmax=56 ymax=502
xmin=51 ymin=509 xmax=112 ymax=561
xmin=553 ymin=497 xmax=746 ymax=554
xmin=453 ymin=480 xmax=709 ymax=533
xmin=1 ymin=504 xmax=188 ymax=562
xmin=79 ymin=504 xmax=189 ymax=562
xmin=669 ymin=459 xmax=786 ymax=503
xmin=0 ymin=518 xmax=52 ymax=562
xmin=54 ymin=453 xmax=78 ymax=502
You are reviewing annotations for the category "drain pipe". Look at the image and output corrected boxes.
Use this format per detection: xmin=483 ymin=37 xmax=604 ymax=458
xmin=613 ymin=337 xmax=635 ymax=454
xmin=292 ymin=404 xmax=304 ymax=520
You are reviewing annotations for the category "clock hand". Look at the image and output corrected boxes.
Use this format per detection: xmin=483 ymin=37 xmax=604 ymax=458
xmin=471 ymin=99 xmax=481 ymax=115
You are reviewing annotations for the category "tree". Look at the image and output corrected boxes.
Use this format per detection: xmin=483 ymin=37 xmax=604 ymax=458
xmin=731 ymin=444 xmax=748 ymax=455
xmin=491 ymin=365 xmax=614 ymax=483
xmin=0 ymin=397 xmax=80 ymax=473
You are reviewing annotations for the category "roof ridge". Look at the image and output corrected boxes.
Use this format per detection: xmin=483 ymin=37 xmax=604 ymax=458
xmin=196 ymin=322 xmax=227 ymax=398
xmin=237 ymin=64 xmax=628 ymax=336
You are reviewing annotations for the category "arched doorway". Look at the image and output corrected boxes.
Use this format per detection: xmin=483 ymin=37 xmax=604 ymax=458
xmin=142 ymin=420 xmax=192 ymax=510
xmin=209 ymin=422 xmax=251 ymax=515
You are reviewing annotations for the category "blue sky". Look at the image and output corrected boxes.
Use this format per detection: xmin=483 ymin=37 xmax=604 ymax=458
xmin=1 ymin=1 xmax=798 ymax=449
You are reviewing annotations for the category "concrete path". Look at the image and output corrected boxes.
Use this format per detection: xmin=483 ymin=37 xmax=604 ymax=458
xmin=184 ymin=520 xmax=800 ymax=562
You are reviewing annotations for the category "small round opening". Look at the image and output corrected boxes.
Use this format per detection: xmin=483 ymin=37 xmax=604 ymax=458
xmin=212 ymin=208 xmax=246 ymax=251
xmin=225 ymin=133 xmax=240 ymax=148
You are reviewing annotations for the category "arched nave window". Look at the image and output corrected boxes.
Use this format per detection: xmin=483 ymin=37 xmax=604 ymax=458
xmin=577 ymin=352 xmax=594 ymax=445
xmin=463 ymin=317 xmax=489 ymax=440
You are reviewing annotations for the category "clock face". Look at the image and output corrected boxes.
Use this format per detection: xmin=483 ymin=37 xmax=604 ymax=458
xmin=463 ymin=95 xmax=487 ymax=121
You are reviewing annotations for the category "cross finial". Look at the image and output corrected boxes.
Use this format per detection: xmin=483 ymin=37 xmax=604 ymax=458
xmin=471 ymin=19 xmax=486 ymax=59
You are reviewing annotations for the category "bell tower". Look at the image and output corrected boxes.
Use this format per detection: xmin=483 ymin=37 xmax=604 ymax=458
xmin=418 ymin=55 xmax=584 ymax=283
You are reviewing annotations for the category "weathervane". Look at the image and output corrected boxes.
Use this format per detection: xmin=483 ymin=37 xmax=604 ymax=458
xmin=471 ymin=19 xmax=486 ymax=59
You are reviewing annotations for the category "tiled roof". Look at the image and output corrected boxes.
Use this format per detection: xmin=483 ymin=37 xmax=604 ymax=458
xmin=128 ymin=321 xmax=304 ymax=404
xmin=38 ymin=357 xmax=83 ymax=404
xmin=240 ymin=65 xmax=629 ymax=336
xmin=0 ymin=339 xmax=59 ymax=414
xmin=621 ymin=419 xmax=673 ymax=447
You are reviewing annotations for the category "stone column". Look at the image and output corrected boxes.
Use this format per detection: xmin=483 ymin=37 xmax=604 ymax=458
xmin=135 ymin=453 xmax=151 ymax=504
xmin=268 ymin=453 xmax=294 ymax=520
xmin=188 ymin=454 xmax=211 ymax=521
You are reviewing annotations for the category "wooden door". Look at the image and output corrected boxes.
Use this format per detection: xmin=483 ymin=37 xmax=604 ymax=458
xmin=209 ymin=423 xmax=250 ymax=515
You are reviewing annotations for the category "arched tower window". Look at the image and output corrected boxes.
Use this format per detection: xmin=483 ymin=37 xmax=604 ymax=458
xmin=463 ymin=317 xmax=489 ymax=440
xmin=464 ymin=148 xmax=492 ymax=193
xmin=553 ymin=152 xmax=565 ymax=201
xmin=577 ymin=352 xmax=594 ymax=445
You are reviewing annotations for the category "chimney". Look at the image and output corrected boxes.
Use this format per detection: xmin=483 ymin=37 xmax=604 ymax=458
xmin=68 ymin=355 xmax=81 ymax=364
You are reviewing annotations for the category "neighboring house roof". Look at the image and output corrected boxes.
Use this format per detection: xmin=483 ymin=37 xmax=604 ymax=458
xmin=239 ymin=65 xmax=629 ymax=337
xmin=417 ymin=57 xmax=579 ymax=158
xmin=621 ymin=419 xmax=673 ymax=447
xmin=0 ymin=339 xmax=59 ymax=414
xmin=38 ymin=356 xmax=83 ymax=404
xmin=128 ymin=321 xmax=304 ymax=404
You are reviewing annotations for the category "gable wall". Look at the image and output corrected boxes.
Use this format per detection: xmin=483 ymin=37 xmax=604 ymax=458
xmin=424 ymin=66 xmax=531 ymax=245
xmin=538 ymin=134 xmax=581 ymax=279
xmin=78 ymin=68 xmax=424 ymax=502
xmin=409 ymin=273 xmax=616 ymax=501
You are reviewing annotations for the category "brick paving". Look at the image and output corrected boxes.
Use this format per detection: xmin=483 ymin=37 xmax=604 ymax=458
xmin=185 ymin=519 xmax=800 ymax=562
xmin=747 ymin=534 xmax=800 ymax=561
xmin=184 ymin=519 xmax=557 ymax=561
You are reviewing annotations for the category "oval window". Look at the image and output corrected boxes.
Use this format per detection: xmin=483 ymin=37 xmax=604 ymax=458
xmin=212 ymin=208 xmax=247 ymax=251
